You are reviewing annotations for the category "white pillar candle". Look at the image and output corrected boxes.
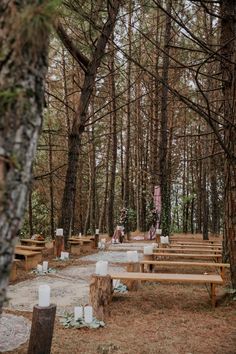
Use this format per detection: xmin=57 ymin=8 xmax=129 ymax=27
xmin=42 ymin=261 xmax=48 ymax=272
xmin=37 ymin=264 xmax=43 ymax=273
xmin=56 ymin=228 xmax=63 ymax=236
xmin=74 ymin=306 xmax=83 ymax=321
xmin=38 ymin=284 xmax=50 ymax=307
xmin=156 ymin=229 xmax=162 ymax=235
xmin=84 ymin=306 xmax=93 ymax=323
xmin=95 ymin=229 xmax=99 ymax=234
xmin=100 ymin=261 xmax=108 ymax=275
xmin=160 ymin=236 xmax=169 ymax=244
xmin=95 ymin=261 xmax=108 ymax=275
xmin=79 ymin=232 xmax=82 ymax=237
xmin=144 ymin=245 xmax=153 ymax=255
xmin=60 ymin=251 xmax=65 ymax=260
xmin=64 ymin=252 xmax=69 ymax=259
xmin=127 ymin=251 xmax=133 ymax=262
xmin=131 ymin=251 xmax=139 ymax=262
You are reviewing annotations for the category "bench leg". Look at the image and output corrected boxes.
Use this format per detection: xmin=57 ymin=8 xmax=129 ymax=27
xmin=210 ymin=283 xmax=216 ymax=308
xmin=220 ymin=266 xmax=225 ymax=280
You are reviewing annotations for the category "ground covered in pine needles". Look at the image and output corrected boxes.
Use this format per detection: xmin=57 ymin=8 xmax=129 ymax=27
xmin=4 ymin=234 xmax=236 ymax=354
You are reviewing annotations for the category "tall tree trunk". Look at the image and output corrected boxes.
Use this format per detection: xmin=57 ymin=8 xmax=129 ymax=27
xmin=221 ymin=0 xmax=236 ymax=288
xmin=57 ymin=0 xmax=120 ymax=245
xmin=0 ymin=0 xmax=49 ymax=312
xmin=107 ymin=39 xmax=117 ymax=237
xmin=159 ymin=0 xmax=172 ymax=236
xmin=123 ymin=0 xmax=132 ymax=213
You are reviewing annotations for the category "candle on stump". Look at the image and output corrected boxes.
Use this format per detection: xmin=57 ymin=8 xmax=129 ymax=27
xmin=38 ymin=284 xmax=50 ymax=307
xmin=74 ymin=306 xmax=83 ymax=321
xmin=84 ymin=306 xmax=93 ymax=323
xmin=42 ymin=261 xmax=48 ymax=272
xmin=95 ymin=229 xmax=99 ymax=235
xmin=37 ymin=264 xmax=43 ymax=273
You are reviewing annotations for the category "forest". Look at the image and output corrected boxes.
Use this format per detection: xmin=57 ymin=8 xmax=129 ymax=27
xmin=1 ymin=0 xmax=236 ymax=322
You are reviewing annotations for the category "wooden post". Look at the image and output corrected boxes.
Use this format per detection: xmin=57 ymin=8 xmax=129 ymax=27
xmin=210 ymin=283 xmax=216 ymax=308
xmin=54 ymin=236 xmax=64 ymax=257
xmin=89 ymin=274 xmax=112 ymax=321
xmin=28 ymin=304 xmax=56 ymax=354
xmin=143 ymin=254 xmax=154 ymax=272
xmin=124 ymin=262 xmax=140 ymax=290
xmin=94 ymin=233 xmax=99 ymax=248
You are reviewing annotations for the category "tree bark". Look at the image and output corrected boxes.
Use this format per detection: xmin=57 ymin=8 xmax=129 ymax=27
xmin=0 ymin=0 xmax=49 ymax=311
xmin=221 ymin=0 xmax=236 ymax=288
xmin=58 ymin=0 xmax=120 ymax=245
xmin=159 ymin=0 xmax=172 ymax=236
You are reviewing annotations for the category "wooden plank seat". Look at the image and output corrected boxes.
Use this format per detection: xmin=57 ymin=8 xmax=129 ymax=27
xmin=20 ymin=239 xmax=47 ymax=247
xmin=139 ymin=260 xmax=230 ymax=279
xmin=173 ymin=241 xmax=222 ymax=247
xmin=109 ymin=271 xmax=223 ymax=307
xmin=15 ymin=249 xmax=42 ymax=270
xmin=154 ymin=248 xmax=222 ymax=254
xmin=170 ymin=239 xmax=222 ymax=245
xmin=68 ymin=238 xmax=93 ymax=253
xmin=170 ymin=244 xmax=222 ymax=250
xmin=16 ymin=245 xmax=45 ymax=252
xmin=151 ymin=252 xmax=222 ymax=262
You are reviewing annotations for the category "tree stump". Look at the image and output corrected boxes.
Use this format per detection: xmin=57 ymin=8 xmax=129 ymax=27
xmin=124 ymin=262 xmax=140 ymax=290
xmin=89 ymin=274 xmax=112 ymax=321
xmin=54 ymin=236 xmax=64 ymax=257
xmin=27 ymin=304 xmax=56 ymax=354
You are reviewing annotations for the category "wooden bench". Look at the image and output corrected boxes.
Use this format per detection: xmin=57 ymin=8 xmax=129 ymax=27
xmin=15 ymin=249 xmax=42 ymax=270
xmin=154 ymin=248 xmax=222 ymax=254
xmin=170 ymin=244 xmax=222 ymax=250
xmin=109 ymin=272 xmax=223 ymax=307
xmin=151 ymin=252 xmax=222 ymax=262
xmin=68 ymin=240 xmax=81 ymax=255
xmin=170 ymin=239 xmax=222 ymax=245
xmin=90 ymin=272 xmax=224 ymax=317
xmin=16 ymin=245 xmax=45 ymax=252
xmin=173 ymin=241 xmax=222 ymax=247
xmin=139 ymin=260 xmax=230 ymax=279
xmin=20 ymin=239 xmax=47 ymax=247
xmin=68 ymin=238 xmax=93 ymax=252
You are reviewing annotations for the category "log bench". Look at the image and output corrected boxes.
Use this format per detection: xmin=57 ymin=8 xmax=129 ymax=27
xmin=68 ymin=240 xmax=81 ymax=255
xmin=68 ymin=238 xmax=93 ymax=252
xmin=154 ymin=248 xmax=222 ymax=254
xmin=170 ymin=244 xmax=222 ymax=250
xmin=15 ymin=249 xmax=42 ymax=270
xmin=139 ymin=260 xmax=230 ymax=279
xmin=90 ymin=272 xmax=224 ymax=320
xmin=151 ymin=252 xmax=222 ymax=262
xmin=20 ymin=239 xmax=47 ymax=247
xmin=110 ymin=272 xmax=223 ymax=307
xmin=16 ymin=245 xmax=45 ymax=252
xmin=173 ymin=241 xmax=222 ymax=247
